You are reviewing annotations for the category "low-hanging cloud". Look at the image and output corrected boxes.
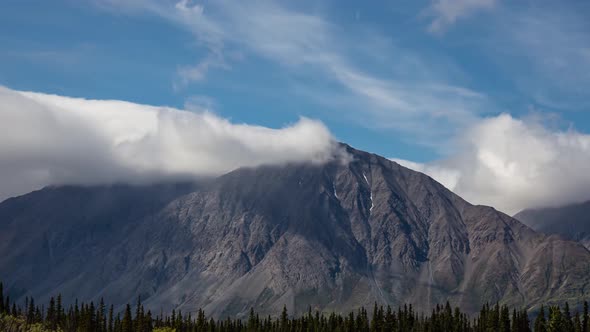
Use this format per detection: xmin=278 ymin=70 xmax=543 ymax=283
xmin=394 ymin=114 xmax=590 ymax=215
xmin=0 ymin=86 xmax=340 ymax=202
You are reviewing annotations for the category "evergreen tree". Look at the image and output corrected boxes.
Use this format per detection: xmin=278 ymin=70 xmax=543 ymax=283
xmin=280 ymin=305 xmax=289 ymax=332
xmin=499 ymin=305 xmax=511 ymax=332
xmin=575 ymin=312 xmax=583 ymax=332
xmin=196 ymin=308 xmax=206 ymax=330
xmin=535 ymin=305 xmax=547 ymax=332
xmin=135 ymin=297 xmax=144 ymax=332
xmin=89 ymin=301 xmax=97 ymax=331
xmin=137 ymin=303 xmax=145 ymax=332
xmin=146 ymin=310 xmax=153 ymax=332
xmin=247 ymin=307 xmax=258 ymax=331
xmin=564 ymin=302 xmax=575 ymax=332
xmin=384 ymin=305 xmax=395 ymax=331
xmin=548 ymin=306 xmax=564 ymax=332
xmin=56 ymin=294 xmax=63 ymax=328
xmin=122 ymin=303 xmax=133 ymax=332
xmin=97 ymin=298 xmax=105 ymax=332
xmin=511 ymin=309 xmax=518 ymax=332
xmin=115 ymin=313 xmax=121 ymax=332
xmin=34 ymin=306 xmax=42 ymax=323
xmin=27 ymin=297 xmax=35 ymax=324
xmin=5 ymin=295 xmax=9 ymax=315
xmin=108 ymin=304 xmax=114 ymax=332
xmin=371 ymin=302 xmax=385 ymax=332
xmin=46 ymin=296 xmax=56 ymax=330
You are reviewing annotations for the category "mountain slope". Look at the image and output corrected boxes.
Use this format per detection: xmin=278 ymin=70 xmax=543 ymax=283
xmin=1 ymin=145 xmax=589 ymax=317
xmin=0 ymin=183 xmax=198 ymax=305
xmin=515 ymin=201 xmax=590 ymax=250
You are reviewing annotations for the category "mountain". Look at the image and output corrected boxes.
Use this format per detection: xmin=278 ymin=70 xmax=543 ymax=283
xmin=515 ymin=201 xmax=590 ymax=250
xmin=1 ymin=144 xmax=589 ymax=318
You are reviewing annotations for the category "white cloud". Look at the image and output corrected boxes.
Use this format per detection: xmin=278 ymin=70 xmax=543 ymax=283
xmin=390 ymin=158 xmax=461 ymax=193
xmin=0 ymin=86 xmax=340 ymax=202
xmin=177 ymin=52 xmax=228 ymax=84
xmin=395 ymin=114 xmax=590 ymax=215
xmin=425 ymin=0 xmax=496 ymax=33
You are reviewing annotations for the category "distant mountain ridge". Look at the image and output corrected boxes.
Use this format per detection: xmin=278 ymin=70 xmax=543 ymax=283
xmin=1 ymin=144 xmax=589 ymax=318
xmin=514 ymin=200 xmax=590 ymax=250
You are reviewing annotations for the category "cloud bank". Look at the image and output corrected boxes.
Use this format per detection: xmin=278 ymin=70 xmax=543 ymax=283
xmin=0 ymin=86 xmax=338 ymax=201
xmin=3 ymin=85 xmax=589 ymax=215
xmin=394 ymin=114 xmax=590 ymax=215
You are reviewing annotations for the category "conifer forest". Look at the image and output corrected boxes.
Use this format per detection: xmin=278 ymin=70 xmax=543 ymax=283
xmin=1 ymin=282 xmax=589 ymax=332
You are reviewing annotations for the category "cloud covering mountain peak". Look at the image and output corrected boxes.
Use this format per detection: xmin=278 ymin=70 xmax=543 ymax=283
xmin=0 ymin=86 xmax=340 ymax=201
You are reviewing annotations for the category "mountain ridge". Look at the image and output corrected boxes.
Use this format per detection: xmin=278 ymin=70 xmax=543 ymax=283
xmin=515 ymin=200 xmax=590 ymax=250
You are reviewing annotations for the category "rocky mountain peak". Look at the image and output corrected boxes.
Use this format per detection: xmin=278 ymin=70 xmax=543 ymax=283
xmin=1 ymin=145 xmax=589 ymax=318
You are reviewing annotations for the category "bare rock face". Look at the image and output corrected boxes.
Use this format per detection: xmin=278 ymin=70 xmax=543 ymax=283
xmin=515 ymin=201 xmax=590 ymax=250
xmin=1 ymin=144 xmax=589 ymax=318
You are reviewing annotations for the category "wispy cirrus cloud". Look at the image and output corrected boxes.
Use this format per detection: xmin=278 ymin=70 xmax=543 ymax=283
xmin=491 ymin=3 xmax=590 ymax=110
xmin=98 ymin=0 xmax=490 ymax=144
xmin=0 ymin=43 xmax=97 ymax=67
xmin=424 ymin=0 xmax=497 ymax=33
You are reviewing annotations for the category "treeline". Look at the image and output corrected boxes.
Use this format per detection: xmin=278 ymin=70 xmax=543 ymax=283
xmin=1 ymin=282 xmax=589 ymax=332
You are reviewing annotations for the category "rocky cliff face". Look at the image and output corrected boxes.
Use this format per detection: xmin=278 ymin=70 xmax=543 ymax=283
xmin=1 ymin=145 xmax=589 ymax=317
xmin=515 ymin=201 xmax=590 ymax=250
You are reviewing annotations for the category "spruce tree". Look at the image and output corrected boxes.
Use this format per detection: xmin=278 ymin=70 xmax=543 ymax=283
xmin=108 ymin=304 xmax=114 ymax=332
xmin=5 ymin=295 xmax=9 ymax=315
xmin=575 ymin=312 xmax=583 ymax=332
xmin=511 ymin=309 xmax=518 ymax=332
xmin=499 ymin=305 xmax=511 ymax=332
xmin=489 ymin=302 xmax=500 ymax=331
xmin=385 ymin=305 xmax=395 ymax=331
xmin=565 ymin=302 xmax=575 ymax=331
xmin=196 ymin=308 xmax=206 ymax=329
xmin=280 ymin=305 xmax=289 ymax=332
xmin=135 ymin=297 xmax=143 ymax=332
xmin=548 ymin=306 xmax=564 ymax=332
xmin=146 ymin=310 xmax=153 ymax=332
xmin=34 ymin=306 xmax=42 ymax=323
xmin=46 ymin=296 xmax=57 ymax=330
xmin=89 ymin=301 xmax=97 ymax=331
xmin=57 ymin=294 xmax=64 ymax=328
xmin=115 ymin=313 xmax=121 ymax=332
xmin=136 ymin=303 xmax=144 ymax=332
xmin=97 ymin=298 xmax=105 ymax=332
xmin=122 ymin=303 xmax=133 ymax=332
xmin=535 ymin=305 xmax=547 ymax=332
xmin=27 ymin=297 xmax=35 ymax=324
xmin=247 ymin=307 xmax=257 ymax=331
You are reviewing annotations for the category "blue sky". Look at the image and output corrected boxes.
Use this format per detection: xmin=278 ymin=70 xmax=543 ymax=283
xmin=1 ymin=0 xmax=587 ymax=161
xmin=1 ymin=0 xmax=590 ymax=213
